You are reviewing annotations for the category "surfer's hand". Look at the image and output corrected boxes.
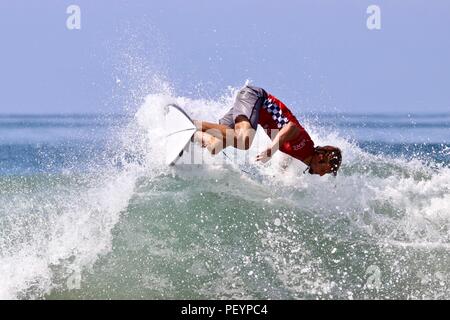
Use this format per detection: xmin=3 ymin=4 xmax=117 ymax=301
xmin=256 ymin=148 xmax=272 ymax=163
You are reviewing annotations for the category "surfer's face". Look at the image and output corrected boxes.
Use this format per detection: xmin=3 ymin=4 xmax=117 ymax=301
xmin=309 ymin=153 xmax=334 ymax=176
xmin=310 ymin=162 xmax=333 ymax=176
xmin=309 ymin=146 xmax=342 ymax=176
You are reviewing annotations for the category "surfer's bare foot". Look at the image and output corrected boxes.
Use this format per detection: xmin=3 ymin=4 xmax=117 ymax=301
xmin=193 ymin=131 xmax=207 ymax=148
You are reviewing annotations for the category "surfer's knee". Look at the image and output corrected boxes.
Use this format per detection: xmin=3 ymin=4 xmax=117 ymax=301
xmin=235 ymin=129 xmax=255 ymax=150
xmin=208 ymin=137 xmax=225 ymax=155
xmin=234 ymin=117 xmax=256 ymax=150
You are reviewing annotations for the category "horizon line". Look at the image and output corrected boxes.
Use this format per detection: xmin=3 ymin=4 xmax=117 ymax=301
xmin=0 ymin=111 xmax=449 ymax=117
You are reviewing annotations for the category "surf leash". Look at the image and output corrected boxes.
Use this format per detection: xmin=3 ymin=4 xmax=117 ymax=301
xmin=221 ymin=151 xmax=254 ymax=176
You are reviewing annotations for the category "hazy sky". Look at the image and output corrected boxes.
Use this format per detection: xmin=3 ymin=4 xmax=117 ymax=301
xmin=0 ymin=0 xmax=449 ymax=114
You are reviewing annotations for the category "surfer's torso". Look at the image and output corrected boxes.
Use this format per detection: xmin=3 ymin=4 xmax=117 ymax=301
xmin=219 ymin=85 xmax=315 ymax=163
xmin=259 ymin=93 xmax=315 ymax=162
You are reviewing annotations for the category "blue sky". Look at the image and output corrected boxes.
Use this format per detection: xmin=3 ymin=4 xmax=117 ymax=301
xmin=0 ymin=0 xmax=449 ymax=114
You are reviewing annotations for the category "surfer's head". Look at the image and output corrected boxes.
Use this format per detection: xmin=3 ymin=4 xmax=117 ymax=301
xmin=308 ymin=146 xmax=342 ymax=176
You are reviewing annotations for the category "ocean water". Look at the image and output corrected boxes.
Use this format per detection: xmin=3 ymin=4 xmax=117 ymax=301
xmin=0 ymin=92 xmax=449 ymax=300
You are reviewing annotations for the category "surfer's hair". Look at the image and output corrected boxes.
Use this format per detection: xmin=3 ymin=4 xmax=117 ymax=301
xmin=314 ymin=146 xmax=342 ymax=176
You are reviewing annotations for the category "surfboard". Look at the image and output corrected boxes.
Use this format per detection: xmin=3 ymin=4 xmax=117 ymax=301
xmin=164 ymin=104 xmax=197 ymax=166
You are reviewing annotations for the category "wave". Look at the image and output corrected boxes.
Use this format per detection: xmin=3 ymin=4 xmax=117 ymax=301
xmin=0 ymin=88 xmax=449 ymax=299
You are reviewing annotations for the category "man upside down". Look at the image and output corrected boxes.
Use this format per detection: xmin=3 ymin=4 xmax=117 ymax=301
xmin=193 ymin=84 xmax=342 ymax=176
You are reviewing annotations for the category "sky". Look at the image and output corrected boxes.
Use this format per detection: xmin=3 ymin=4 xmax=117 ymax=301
xmin=0 ymin=0 xmax=449 ymax=114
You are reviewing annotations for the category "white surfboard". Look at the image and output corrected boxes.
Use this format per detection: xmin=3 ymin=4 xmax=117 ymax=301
xmin=164 ymin=104 xmax=197 ymax=166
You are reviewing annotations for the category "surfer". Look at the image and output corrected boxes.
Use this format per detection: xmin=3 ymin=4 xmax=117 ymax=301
xmin=193 ymin=85 xmax=342 ymax=176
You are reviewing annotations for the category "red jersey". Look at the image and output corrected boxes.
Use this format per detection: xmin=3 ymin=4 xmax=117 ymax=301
xmin=259 ymin=94 xmax=315 ymax=163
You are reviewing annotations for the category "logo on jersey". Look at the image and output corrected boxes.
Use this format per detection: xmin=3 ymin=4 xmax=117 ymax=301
xmin=292 ymin=139 xmax=307 ymax=151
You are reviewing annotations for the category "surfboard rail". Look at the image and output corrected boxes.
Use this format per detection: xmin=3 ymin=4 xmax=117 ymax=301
xmin=164 ymin=104 xmax=197 ymax=166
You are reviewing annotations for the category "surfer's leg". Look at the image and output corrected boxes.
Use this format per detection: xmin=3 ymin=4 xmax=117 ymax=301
xmin=193 ymin=131 xmax=225 ymax=155
xmin=193 ymin=120 xmax=243 ymax=151
xmin=234 ymin=116 xmax=256 ymax=150
xmin=228 ymin=85 xmax=264 ymax=150
xmin=194 ymin=121 xmax=231 ymax=140
xmin=193 ymin=119 xmax=255 ymax=152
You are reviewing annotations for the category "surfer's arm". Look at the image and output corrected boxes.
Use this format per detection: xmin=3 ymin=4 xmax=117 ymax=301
xmin=256 ymin=123 xmax=299 ymax=162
